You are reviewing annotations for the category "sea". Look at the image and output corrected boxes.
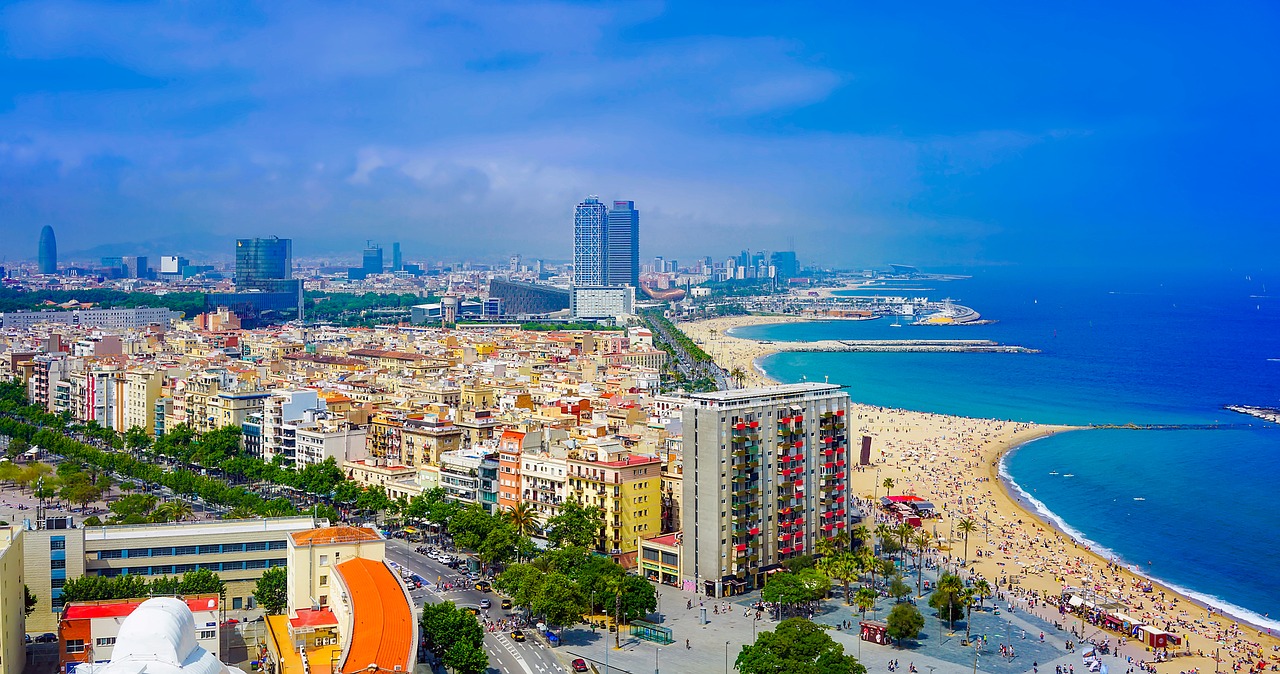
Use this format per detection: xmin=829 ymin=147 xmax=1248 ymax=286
xmin=730 ymin=266 xmax=1280 ymax=628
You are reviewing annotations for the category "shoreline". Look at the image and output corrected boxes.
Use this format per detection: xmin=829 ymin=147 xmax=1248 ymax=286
xmin=682 ymin=312 xmax=1280 ymax=671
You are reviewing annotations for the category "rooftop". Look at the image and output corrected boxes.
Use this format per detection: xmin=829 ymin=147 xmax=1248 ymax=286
xmin=63 ymin=595 xmax=220 ymax=620
xmin=336 ymin=558 xmax=414 ymax=674
xmin=290 ymin=525 xmax=381 ymax=547
xmin=684 ymin=382 xmax=844 ymax=404
xmin=84 ymin=516 xmax=317 ymax=541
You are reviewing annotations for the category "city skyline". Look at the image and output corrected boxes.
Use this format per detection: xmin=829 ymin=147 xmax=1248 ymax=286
xmin=3 ymin=3 xmax=1278 ymax=270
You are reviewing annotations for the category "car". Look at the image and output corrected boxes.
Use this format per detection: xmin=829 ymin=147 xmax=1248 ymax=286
xmin=571 ymin=658 xmax=589 ymax=672
xmin=479 ymin=599 xmax=491 ymax=609
xmin=500 ymin=599 xmax=512 ymax=610
xmin=35 ymin=633 xmax=57 ymax=644
xmin=510 ymin=630 xmax=525 ymax=642
xmin=475 ymin=581 xmax=491 ymax=592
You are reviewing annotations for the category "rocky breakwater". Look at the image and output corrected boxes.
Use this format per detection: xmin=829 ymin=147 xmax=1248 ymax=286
xmin=773 ymin=339 xmax=1040 ymax=353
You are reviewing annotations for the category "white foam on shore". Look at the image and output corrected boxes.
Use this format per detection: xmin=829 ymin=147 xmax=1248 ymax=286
xmin=1000 ymin=437 xmax=1280 ymax=635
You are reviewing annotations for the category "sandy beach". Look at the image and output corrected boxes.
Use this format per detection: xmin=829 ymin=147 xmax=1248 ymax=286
xmin=683 ymin=313 xmax=1280 ymax=673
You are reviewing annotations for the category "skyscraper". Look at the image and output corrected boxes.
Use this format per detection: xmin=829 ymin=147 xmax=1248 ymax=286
xmin=391 ymin=242 xmax=402 ymax=272
xmin=573 ymin=196 xmax=607 ymax=286
xmin=236 ymin=237 xmax=292 ymax=289
xmin=38 ymin=225 xmax=57 ymax=275
xmin=363 ymin=242 xmax=383 ymax=276
xmin=605 ymin=200 xmax=639 ymax=287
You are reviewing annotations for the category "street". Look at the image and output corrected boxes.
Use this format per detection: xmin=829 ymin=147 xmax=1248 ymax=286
xmin=383 ymin=541 xmax=570 ymax=674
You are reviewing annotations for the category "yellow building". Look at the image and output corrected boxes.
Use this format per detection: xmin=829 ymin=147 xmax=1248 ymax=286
xmin=0 ymin=526 xmax=25 ymax=674
xmin=401 ymin=415 xmax=463 ymax=468
xmin=566 ymin=444 xmax=662 ymax=560
xmin=122 ymin=369 xmax=162 ymax=435
xmin=265 ymin=526 xmax=415 ymax=674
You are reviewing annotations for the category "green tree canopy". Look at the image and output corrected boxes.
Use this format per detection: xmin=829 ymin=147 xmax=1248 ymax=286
xmin=544 ymin=501 xmax=603 ymax=550
xmin=735 ymin=618 xmax=866 ymax=674
xmin=253 ymin=568 xmax=288 ymax=615
xmin=885 ymin=603 xmax=925 ymax=647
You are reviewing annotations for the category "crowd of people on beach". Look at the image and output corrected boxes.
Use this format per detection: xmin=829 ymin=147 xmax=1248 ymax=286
xmin=850 ymin=405 xmax=1279 ymax=673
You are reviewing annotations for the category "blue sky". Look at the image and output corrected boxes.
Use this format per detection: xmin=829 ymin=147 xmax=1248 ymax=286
xmin=2 ymin=1 xmax=1278 ymax=269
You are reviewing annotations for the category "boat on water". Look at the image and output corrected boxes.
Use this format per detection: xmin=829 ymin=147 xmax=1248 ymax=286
xmin=1134 ymin=497 xmax=1146 ymax=501
xmin=1063 ymin=473 xmax=1075 ymax=477
xmin=1049 ymin=471 xmax=1059 ymax=475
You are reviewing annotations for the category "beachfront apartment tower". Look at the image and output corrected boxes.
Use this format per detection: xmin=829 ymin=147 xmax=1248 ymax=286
xmin=573 ymin=196 xmax=607 ymax=286
xmin=681 ymin=383 xmax=854 ymax=598
xmin=605 ymin=200 xmax=639 ymax=287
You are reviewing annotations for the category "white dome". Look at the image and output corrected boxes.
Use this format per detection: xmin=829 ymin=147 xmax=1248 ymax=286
xmin=80 ymin=598 xmax=245 ymax=674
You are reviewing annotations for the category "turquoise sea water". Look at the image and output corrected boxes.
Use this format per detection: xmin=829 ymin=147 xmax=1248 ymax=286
xmin=734 ymin=268 xmax=1280 ymax=626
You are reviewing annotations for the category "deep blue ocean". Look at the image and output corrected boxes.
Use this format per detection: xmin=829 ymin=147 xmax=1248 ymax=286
xmin=732 ymin=267 xmax=1280 ymax=626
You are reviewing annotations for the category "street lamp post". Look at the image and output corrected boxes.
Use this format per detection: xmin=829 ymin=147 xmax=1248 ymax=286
xmin=725 ymin=640 xmax=731 ymax=673
xmin=656 ymin=591 xmax=662 ymax=624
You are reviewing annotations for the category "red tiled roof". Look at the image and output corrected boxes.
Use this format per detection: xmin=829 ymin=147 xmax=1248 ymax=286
xmin=62 ymin=596 xmax=219 ymax=620
xmin=337 ymin=558 xmax=413 ymax=673
xmin=291 ymin=526 xmax=381 ymax=546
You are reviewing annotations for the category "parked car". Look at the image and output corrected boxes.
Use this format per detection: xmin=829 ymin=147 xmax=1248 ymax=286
xmin=571 ymin=658 xmax=589 ymax=672
xmin=35 ymin=633 xmax=57 ymax=644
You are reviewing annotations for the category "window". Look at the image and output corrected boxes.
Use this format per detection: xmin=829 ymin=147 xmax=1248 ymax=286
xmin=126 ymin=548 xmax=150 ymax=558
xmin=319 ymin=575 xmax=328 ymax=586
xmin=66 ymin=640 xmax=86 ymax=654
xmin=319 ymin=555 xmax=329 ymax=566
xmin=98 ymin=549 xmax=122 ymax=559
xmin=246 ymin=541 xmax=267 ymax=552
xmin=151 ymin=547 xmax=174 ymax=557
xmin=268 ymin=540 xmax=287 ymax=550
xmin=175 ymin=546 xmax=199 ymax=555
xmin=96 ymin=637 xmax=116 ymax=647
xmin=174 ymin=564 xmax=196 ymax=573
xmin=51 ymin=578 xmax=65 ymax=589
xmin=51 ymin=559 xmax=66 ymax=570
xmin=233 ymin=597 xmax=243 ymax=610
xmin=198 ymin=545 xmax=220 ymax=555
xmin=199 ymin=630 xmax=216 ymax=640
xmin=223 ymin=543 xmax=245 ymax=553
xmin=319 ymin=595 xmax=328 ymax=606
xmin=51 ymin=537 xmax=66 ymax=551
xmin=246 ymin=559 xmax=267 ymax=570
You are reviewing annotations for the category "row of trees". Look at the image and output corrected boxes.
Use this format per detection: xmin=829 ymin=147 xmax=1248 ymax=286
xmin=60 ymin=569 xmax=226 ymax=603
xmin=0 ymin=288 xmax=206 ymax=316
xmin=420 ymin=602 xmax=487 ymax=674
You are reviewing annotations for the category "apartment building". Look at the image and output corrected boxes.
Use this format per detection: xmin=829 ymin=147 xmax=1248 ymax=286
xmin=680 ymin=383 xmax=853 ymax=598
xmin=565 ymin=441 xmax=662 ymax=557
xmin=519 ymin=453 xmax=567 ymax=525
xmin=121 ymin=369 xmax=162 ymax=434
xmin=401 ymin=415 xmax=462 ymax=468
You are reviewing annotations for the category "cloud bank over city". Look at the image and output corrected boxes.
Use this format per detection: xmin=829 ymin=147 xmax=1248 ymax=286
xmin=2 ymin=1 xmax=1278 ymax=268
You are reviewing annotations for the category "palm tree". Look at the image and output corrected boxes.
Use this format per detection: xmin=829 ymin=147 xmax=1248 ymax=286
xmin=956 ymin=518 xmax=978 ymax=568
xmin=729 ymin=367 xmax=747 ymax=388
xmin=850 ymin=524 xmax=870 ymax=550
xmin=816 ymin=552 xmax=860 ymax=606
xmin=973 ymin=579 xmax=992 ymax=609
xmin=222 ymin=506 xmax=257 ymax=520
xmin=894 ymin=523 xmax=914 ymax=565
xmin=153 ymin=500 xmax=194 ymax=523
xmin=937 ymin=574 xmax=965 ymax=630
xmin=855 ymin=587 xmax=877 ymax=620
xmin=874 ymin=523 xmax=894 ymax=557
xmin=962 ymin=588 xmax=977 ymax=643
xmin=504 ymin=502 xmax=540 ymax=538
xmin=881 ymin=477 xmax=895 ymax=499
xmin=911 ymin=530 xmax=932 ymax=597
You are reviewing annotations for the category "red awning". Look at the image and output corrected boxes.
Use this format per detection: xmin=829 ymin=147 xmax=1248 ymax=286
xmin=736 ymin=543 xmax=747 ymax=552
xmin=735 ymin=422 xmax=746 ymax=430
xmin=749 ymin=421 xmax=759 ymax=428
xmin=794 ymin=440 xmax=803 ymax=448
xmin=835 ymin=409 xmax=845 ymax=416
xmin=779 ymin=546 xmax=792 ymax=554
xmin=749 ymin=527 xmax=760 ymax=536
xmin=794 ymin=415 xmax=803 ymax=422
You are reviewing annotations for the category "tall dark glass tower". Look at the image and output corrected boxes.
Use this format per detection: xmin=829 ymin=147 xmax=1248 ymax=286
xmin=37 ymin=225 xmax=57 ymax=275
xmin=392 ymin=242 xmax=402 ymax=272
xmin=605 ymin=200 xmax=639 ymax=287
xmin=235 ymin=237 xmax=293 ymax=290
xmin=573 ymin=196 xmax=607 ymax=286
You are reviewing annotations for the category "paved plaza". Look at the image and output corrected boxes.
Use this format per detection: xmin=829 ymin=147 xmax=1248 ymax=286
xmin=557 ymin=577 xmax=1157 ymax=674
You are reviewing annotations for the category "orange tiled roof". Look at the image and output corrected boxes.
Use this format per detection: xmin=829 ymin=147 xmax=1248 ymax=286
xmin=290 ymin=526 xmax=381 ymax=547
xmin=336 ymin=558 xmax=413 ymax=673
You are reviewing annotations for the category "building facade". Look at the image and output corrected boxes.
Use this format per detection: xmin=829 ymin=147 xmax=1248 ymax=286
xmin=605 ymin=200 xmax=639 ymax=287
xmin=573 ymin=196 xmax=608 ymax=286
xmin=0 ymin=526 xmax=25 ymax=674
xmin=680 ymin=383 xmax=853 ymax=597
